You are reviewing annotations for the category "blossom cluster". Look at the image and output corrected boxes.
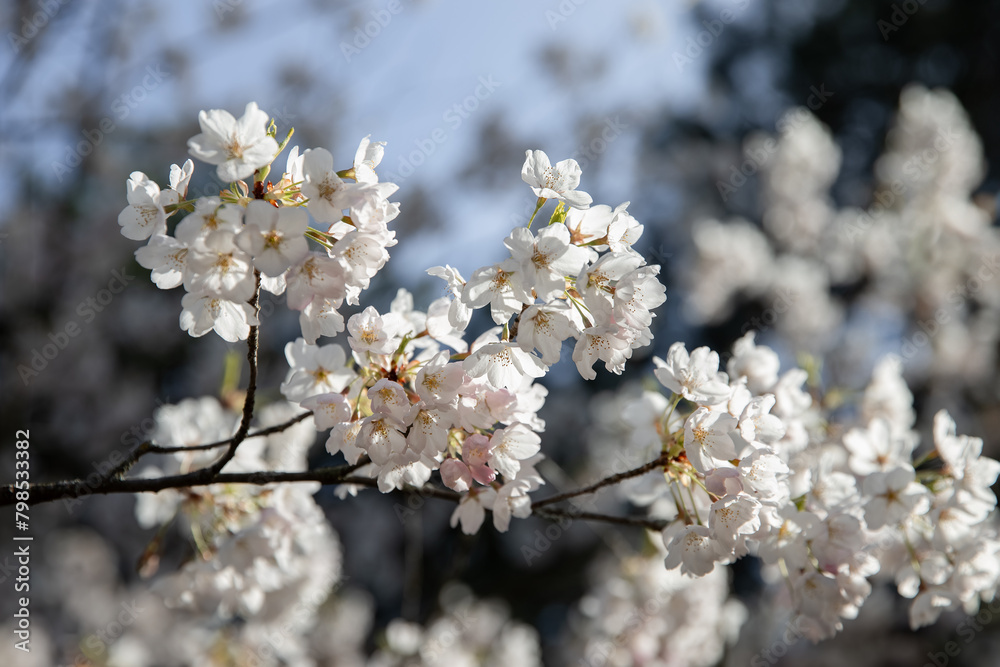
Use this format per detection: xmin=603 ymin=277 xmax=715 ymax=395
xmin=587 ymin=332 xmax=1000 ymax=640
xmin=133 ymin=398 xmax=341 ymax=665
xmin=687 ymin=85 xmax=1000 ymax=389
xmin=121 ymin=101 xmax=399 ymax=343
xmin=567 ymin=547 xmax=746 ymax=667
xmin=112 ymin=100 xmax=1000 ymax=657
xmin=367 ymin=584 xmax=542 ymax=666
xmin=120 ymin=103 xmax=665 ymax=541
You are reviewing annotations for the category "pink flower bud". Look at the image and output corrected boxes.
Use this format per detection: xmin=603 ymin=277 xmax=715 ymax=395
xmin=441 ymin=459 xmax=472 ymax=493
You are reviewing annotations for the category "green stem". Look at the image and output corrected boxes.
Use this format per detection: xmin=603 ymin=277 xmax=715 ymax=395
xmin=275 ymin=127 xmax=295 ymax=157
xmin=526 ymin=197 xmax=546 ymax=229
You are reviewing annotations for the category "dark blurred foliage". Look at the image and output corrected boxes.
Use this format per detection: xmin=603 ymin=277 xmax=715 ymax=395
xmin=656 ymin=0 xmax=1000 ymax=343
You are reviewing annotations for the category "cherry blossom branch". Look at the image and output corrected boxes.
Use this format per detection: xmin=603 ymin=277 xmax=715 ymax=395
xmin=4 ymin=406 xmax=673 ymax=533
xmin=147 ymin=411 xmax=315 ymax=454
xmin=2 ymin=460 xmax=370 ymax=507
xmin=96 ymin=411 xmax=317 ymax=485
xmin=3 ymin=466 xmax=670 ymax=534
xmin=533 ymin=507 xmax=668 ymax=531
xmin=202 ymin=270 xmax=262 ymax=479
xmin=0 ymin=411 xmax=315 ymax=507
xmin=338 ymin=477 xmax=462 ymax=503
xmin=531 ymin=452 xmax=672 ymax=510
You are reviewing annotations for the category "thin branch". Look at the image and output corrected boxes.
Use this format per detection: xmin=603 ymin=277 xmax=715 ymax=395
xmin=340 ymin=480 xmax=660 ymax=530
xmin=337 ymin=477 xmax=462 ymax=503
xmin=2 ymin=457 xmax=668 ymax=533
xmin=534 ymin=507 xmax=668 ymax=531
xmin=3 ymin=390 xmax=671 ymax=535
xmin=203 ymin=271 xmax=261 ymax=479
xmin=147 ymin=411 xmax=314 ymax=454
xmin=90 ymin=410 xmax=314 ymax=492
xmin=3 ymin=460 xmax=370 ymax=507
xmin=531 ymin=452 xmax=671 ymax=510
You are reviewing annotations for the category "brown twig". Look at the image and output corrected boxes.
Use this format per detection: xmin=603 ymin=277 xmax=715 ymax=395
xmin=0 ymin=410 xmax=318 ymax=507
xmin=3 ymin=460 xmax=370 ymax=507
xmin=533 ymin=507 xmax=668 ymax=531
xmin=531 ymin=452 xmax=671 ymax=510
xmin=146 ymin=411 xmax=314 ymax=454
xmin=202 ymin=270 xmax=261 ymax=480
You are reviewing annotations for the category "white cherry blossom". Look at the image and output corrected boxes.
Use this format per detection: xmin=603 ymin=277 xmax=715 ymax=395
xmin=684 ymin=407 xmax=738 ymax=473
xmin=179 ymin=292 xmax=257 ymax=342
xmin=300 ymin=393 xmax=351 ymax=430
xmin=187 ymin=102 xmax=279 ymax=182
xmin=299 ymin=297 xmax=346 ymax=344
xmin=118 ymin=171 xmax=178 ymax=240
xmin=464 ymin=342 xmax=546 ymax=390
xmin=653 ymin=343 xmax=731 ymax=406
xmin=301 ymin=147 xmax=371 ymax=223
xmin=663 ymin=524 xmax=728 ymax=577
xmin=280 ymin=339 xmax=356 ymax=402
xmin=572 ymin=324 xmax=633 ymax=380
xmin=488 ymin=423 xmax=541 ymax=480
xmin=863 ymin=466 xmax=931 ymax=530
xmin=185 ymin=229 xmax=256 ymax=301
xmin=462 ymin=263 xmax=531 ymax=325
xmin=236 ymin=200 xmax=310 ymax=277
xmin=493 ymin=479 xmax=534 ymax=532
xmin=516 ymin=305 xmax=577 ymax=365
xmin=174 ymin=198 xmax=243 ymax=244
xmin=353 ymin=135 xmax=386 ymax=184
xmin=347 ymin=306 xmax=403 ymax=356
xmin=842 ymin=417 xmax=917 ymax=476
xmin=285 ymin=252 xmax=347 ymax=311
xmin=135 ymin=234 xmax=188 ymax=289
xmin=450 ymin=488 xmax=496 ymax=535
xmin=504 ymin=223 xmax=593 ymax=300
xmin=521 ymin=149 xmax=592 ymax=209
